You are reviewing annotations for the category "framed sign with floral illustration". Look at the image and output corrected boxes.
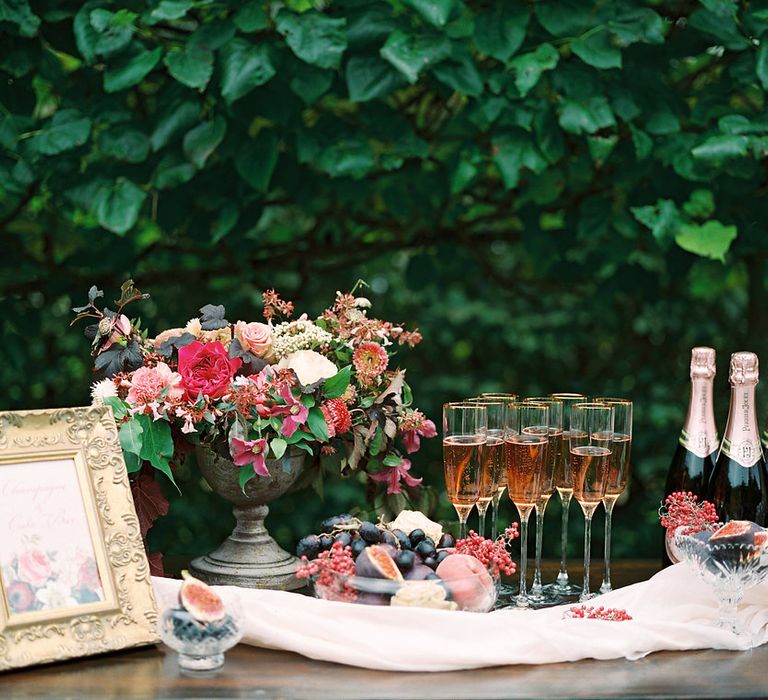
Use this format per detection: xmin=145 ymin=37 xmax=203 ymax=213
xmin=0 ymin=406 xmax=158 ymax=671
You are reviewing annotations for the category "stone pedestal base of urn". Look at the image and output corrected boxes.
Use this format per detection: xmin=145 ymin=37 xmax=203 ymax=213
xmin=189 ymin=445 xmax=305 ymax=591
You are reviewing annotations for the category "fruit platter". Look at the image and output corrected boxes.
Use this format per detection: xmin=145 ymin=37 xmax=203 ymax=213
xmin=295 ymin=510 xmax=518 ymax=612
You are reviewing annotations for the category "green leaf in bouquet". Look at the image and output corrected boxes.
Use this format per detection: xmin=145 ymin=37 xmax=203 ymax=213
xmin=757 ymin=44 xmax=768 ymax=90
xmin=123 ymin=450 xmax=141 ymax=473
xmin=682 ymin=190 xmax=715 ymax=219
xmin=382 ymin=453 xmax=402 ymax=467
xmin=136 ymin=414 xmax=177 ymax=488
xmin=295 ymin=442 xmax=315 ymax=456
xmin=119 ymin=417 xmax=143 ymax=456
xmin=691 ymin=135 xmax=749 ymax=164
xmin=300 ymin=393 xmax=316 ymax=408
xmin=307 ymin=406 xmax=329 ymax=442
xmin=369 ymin=426 xmax=384 ymax=456
xmin=322 ymin=365 xmax=351 ymax=398
xmin=104 ymin=395 xmax=128 ymax=420
xmin=239 ymin=467 xmax=255 ymax=493
xmin=402 ymin=381 xmax=413 ymax=406
xmin=270 ymin=437 xmax=288 ymax=460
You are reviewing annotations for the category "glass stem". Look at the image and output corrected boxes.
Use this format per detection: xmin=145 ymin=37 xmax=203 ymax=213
xmin=491 ymin=491 xmax=501 ymax=539
xmin=518 ymin=510 xmax=530 ymax=607
xmin=557 ymin=492 xmax=571 ymax=587
xmin=458 ymin=516 xmax=468 ymax=540
xmin=600 ymin=504 xmax=613 ymax=594
xmin=580 ymin=514 xmax=593 ymax=602
xmin=532 ymin=503 xmax=545 ymax=594
xmin=479 ymin=510 xmax=487 ymax=539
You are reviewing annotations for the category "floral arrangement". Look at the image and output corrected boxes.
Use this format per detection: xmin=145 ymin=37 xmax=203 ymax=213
xmin=658 ymin=491 xmax=719 ymax=538
xmin=72 ymin=281 xmax=435 ymax=543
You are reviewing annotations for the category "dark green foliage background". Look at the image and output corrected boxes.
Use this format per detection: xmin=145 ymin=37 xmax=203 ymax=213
xmin=2 ymin=0 xmax=768 ymax=563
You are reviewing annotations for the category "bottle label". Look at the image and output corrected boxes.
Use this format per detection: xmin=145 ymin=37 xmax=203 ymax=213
xmin=721 ymin=436 xmax=762 ymax=468
xmin=679 ymin=429 xmax=718 ymax=459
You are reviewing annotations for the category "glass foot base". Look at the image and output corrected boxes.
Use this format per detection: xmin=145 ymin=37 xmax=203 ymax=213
xmin=579 ymin=591 xmax=598 ymax=603
xmin=599 ymin=582 xmax=613 ymax=595
xmin=178 ymin=652 xmax=225 ymax=672
xmin=528 ymin=586 xmax=565 ymax=608
xmin=498 ymin=594 xmax=535 ymax=610
xmin=550 ymin=581 xmax=582 ymax=597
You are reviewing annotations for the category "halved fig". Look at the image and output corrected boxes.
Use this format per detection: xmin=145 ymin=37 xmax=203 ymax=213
xmin=179 ymin=571 xmax=226 ymax=623
xmin=710 ymin=520 xmax=761 ymax=546
xmin=354 ymin=545 xmax=403 ymax=581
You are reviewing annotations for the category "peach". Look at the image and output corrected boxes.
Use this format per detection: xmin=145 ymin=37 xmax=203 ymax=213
xmin=435 ymin=554 xmax=495 ymax=611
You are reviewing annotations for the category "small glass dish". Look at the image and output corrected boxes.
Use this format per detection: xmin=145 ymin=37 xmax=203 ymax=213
xmin=312 ymin=564 xmax=498 ymax=612
xmin=159 ymin=600 xmax=243 ymax=671
xmin=675 ymin=528 xmax=768 ymax=637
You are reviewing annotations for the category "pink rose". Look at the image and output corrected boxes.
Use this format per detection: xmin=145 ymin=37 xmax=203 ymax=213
xmin=17 ymin=549 xmax=52 ymax=588
xmin=126 ymin=362 xmax=184 ymax=406
xmin=178 ymin=340 xmax=242 ymax=400
xmin=235 ymin=321 xmax=273 ymax=358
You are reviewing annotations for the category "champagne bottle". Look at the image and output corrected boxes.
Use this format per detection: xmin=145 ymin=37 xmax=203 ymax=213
xmin=662 ymin=347 xmax=718 ymax=567
xmin=664 ymin=347 xmax=718 ymax=498
xmin=707 ymin=351 xmax=768 ymax=526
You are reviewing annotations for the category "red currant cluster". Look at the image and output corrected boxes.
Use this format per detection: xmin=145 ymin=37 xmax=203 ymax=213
xmin=659 ymin=491 xmax=719 ymax=539
xmin=455 ymin=526 xmax=520 ymax=577
xmin=296 ymin=541 xmax=358 ymax=602
xmin=564 ymin=605 xmax=633 ymax=621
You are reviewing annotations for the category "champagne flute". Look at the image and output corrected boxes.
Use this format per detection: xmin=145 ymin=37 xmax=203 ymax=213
xmin=570 ymin=403 xmax=613 ymax=602
xmin=466 ymin=399 xmax=506 ymax=537
xmin=524 ymin=397 xmax=563 ymax=606
xmin=504 ymin=401 xmax=548 ymax=609
xmin=550 ymin=392 xmax=588 ymax=596
xmin=443 ymin=403 xmax=487 ymax=539
xmin=477 ymin=393 xmax=518 ymax=538
xmin=594 ymin=398 xmax=633 ymax=595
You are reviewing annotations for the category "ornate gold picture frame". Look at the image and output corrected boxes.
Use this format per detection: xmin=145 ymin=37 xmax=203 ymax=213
xmin=0 ymin=406 xmax=158 ymax=671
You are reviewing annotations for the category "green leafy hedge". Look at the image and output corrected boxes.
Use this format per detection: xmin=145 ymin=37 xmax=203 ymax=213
xmin=3 ymin=0 xmax=768 ymax=559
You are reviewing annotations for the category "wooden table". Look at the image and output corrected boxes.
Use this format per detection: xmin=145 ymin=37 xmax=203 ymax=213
xmin=2 ymin=561 xmax=767 ymax=700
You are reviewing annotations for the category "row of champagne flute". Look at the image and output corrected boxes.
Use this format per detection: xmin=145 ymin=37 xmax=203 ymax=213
xmin=443 ymin=394 xmax=632 ymax=606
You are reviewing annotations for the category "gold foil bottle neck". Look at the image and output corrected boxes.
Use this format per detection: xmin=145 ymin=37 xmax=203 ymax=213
xmin=729 ymin=351 xmax=759 ymax=386
xmin=690 ymin=347 xmax=716 ymax=380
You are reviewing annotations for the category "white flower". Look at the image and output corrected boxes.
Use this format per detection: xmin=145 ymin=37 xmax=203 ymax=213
xmin=354 ymin=297 xmax=371 ymax=308
xmin=91 ymin=379 xmax=117 ymax=406
xmin=391 ymin=581 xmax=457 ymax=610
xmin=277 ymin=350 xmax=338 ymax=386
xmin=184 ymin=317 xmax=203 ymax=337
xmin=388 ymin=510 xmax=443 ymax=544
xmin=36 ymin=580 xmax=77 ymax=610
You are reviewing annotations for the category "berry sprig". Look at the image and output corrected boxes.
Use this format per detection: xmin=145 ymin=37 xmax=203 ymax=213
xmin=564 ymin=605 xmax=632 ymax=621
xmin=659 ymin=491 xmax=719 ymax=539
xmin=296 ymin=540 xmax=358 ymax=602
xmin=455 ymin=526 xmax=520 ymax=576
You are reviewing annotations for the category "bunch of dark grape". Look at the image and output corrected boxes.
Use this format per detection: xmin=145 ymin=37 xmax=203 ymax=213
xmin=295 ymin=514 xmax=456 ymax=580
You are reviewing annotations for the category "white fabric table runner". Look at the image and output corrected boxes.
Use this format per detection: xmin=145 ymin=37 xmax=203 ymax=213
xmin=152 ymin=564 xmax=768 ymax=672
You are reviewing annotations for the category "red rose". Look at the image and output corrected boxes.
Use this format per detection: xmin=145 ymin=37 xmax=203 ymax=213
xmin=178 ymin=340 xmax=242 ymax=400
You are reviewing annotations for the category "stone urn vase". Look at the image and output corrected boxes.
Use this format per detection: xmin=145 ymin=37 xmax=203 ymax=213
xmin=189 ymin=444 xmax=305 ymax=591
